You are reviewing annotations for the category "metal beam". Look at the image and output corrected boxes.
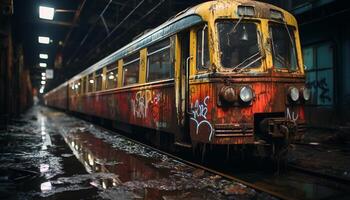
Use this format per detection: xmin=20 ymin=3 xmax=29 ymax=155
xmin=63 ymin=0 xmax=87 ymax=48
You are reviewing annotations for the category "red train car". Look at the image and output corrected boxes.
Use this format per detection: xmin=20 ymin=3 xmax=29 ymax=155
xmin=45 ymin=0 xmax=309 ymax=158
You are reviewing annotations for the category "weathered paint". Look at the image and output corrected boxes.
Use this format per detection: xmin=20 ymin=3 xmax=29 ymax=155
xmin=45 ymin=0 xmax=306 ymax=147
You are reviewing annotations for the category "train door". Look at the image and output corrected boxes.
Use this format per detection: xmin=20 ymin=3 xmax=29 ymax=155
xmin=174 ymin=30 xmax=192 ymax=147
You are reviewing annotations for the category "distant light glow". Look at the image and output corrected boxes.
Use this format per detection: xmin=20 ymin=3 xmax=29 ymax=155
xmin=38 ymin=36 xmax=50 ymax=44
xmin=39 ymin=6 xmax=55 ymax=20
xmin=41 ymin=81 xmax=46 ymax=85
xmin=39 ymin=63 xmax=47 ymax=67
xmin=41 ymin=72 xmax=46 ymax=76
xmin=42 ymin=76 xmax=46 ymax=80
xmin=40 ymin=181 xmax=52 ymax=191
xmin=39 ymin=54 xmax=48 ymax=59
xmin=89 ymin=79 xmax=94 ymax=84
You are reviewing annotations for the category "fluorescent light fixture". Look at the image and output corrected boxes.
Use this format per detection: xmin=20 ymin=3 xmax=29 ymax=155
xmin=39 ymin=63 xmax=47 ymax=67
xmin=41 ymin=72 xmax=46 ymax=76
xmin=38 ymin=36 xmax=50 ymax=44
xmin=39 ymin=6 xmax=55 ymax=20
xmin=41 ymin=80 xmax=46 ymax=85
xmin=39 ymin=54 xmax=48 ymax=59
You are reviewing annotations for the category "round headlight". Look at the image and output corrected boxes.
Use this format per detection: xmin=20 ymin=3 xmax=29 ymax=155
xmin=289 ymin=87 xmax=299 ymax=102
xmin=220 ymin=86 xmax=236 ymax=103
xmin=239 ymin=86 xmax=253 ymax=103
xmin=302 ymin=87 xmax=311 ymax=101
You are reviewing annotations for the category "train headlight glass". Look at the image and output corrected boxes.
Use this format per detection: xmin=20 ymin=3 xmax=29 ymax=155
xmin=289 ymin=87 xmax=299 ymax=102
xmin=302 ymin=87 xmax=311 ymax=101
xmin=220 ymin=86 xmax=236 ymax=103
xmin=239 ymin=86 xmax=253 ymax=103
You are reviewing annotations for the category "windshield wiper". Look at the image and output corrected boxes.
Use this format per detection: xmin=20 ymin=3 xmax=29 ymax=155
xmin=226 ymin=16 xmax=244 ymax=46
xmin=231 ymin=51 xmax=260 ymax=72
xmin=238 ymin=54 xmax=264 ymax=73
xmin=229 ymin=15 xmax=244 ymax=34
xmin=283 ymin=20 xmax=295 ymax=49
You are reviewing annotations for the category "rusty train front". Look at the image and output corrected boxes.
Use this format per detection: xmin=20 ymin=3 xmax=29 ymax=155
xmin=44 ymin=0 xmax=309 ymax=157
xmin=188 ymin=1 xmax=308 ymax=151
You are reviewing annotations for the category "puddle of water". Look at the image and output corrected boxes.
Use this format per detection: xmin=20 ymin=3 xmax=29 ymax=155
xmin=1 ymin=106 xmax=274 ymax=200
xmin=53 ymin=111 xmax=267 ymax=200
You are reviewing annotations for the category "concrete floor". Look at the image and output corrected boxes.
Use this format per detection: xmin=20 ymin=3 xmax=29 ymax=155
xmin=0 ymin=106 xmax=273 ymax=200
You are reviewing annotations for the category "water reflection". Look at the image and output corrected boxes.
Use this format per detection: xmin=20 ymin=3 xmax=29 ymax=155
xmin=60 ymin=130 xmax=235 ymax=200
xmin=64 ymin=131 xmax=164 ymax=190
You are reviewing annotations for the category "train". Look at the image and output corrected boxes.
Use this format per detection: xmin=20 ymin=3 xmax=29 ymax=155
xmin=44 ymin=0 xmax=310 ymax=160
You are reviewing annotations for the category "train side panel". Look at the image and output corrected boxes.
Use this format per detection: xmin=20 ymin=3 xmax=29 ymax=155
xmin=68 ymin=82 xmax=178 ymax=134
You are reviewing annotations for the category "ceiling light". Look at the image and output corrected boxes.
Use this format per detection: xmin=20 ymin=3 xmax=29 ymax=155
xmin=41 ymin=72 xmax=46 ymax=76
xmin=39 ymin=54 xmax=48 ymax=59
xmin=41 ymin=80 xmax=46 ymax=85
xmin=39 ymin=6 xmax=55 ymax=20
xmin=42 ymin=76 xmax=46 ymax=80
xmin=39 ymin=63 xmax=47 ymax=67
xmin=38 ymin=36 xmax=50 ymax=44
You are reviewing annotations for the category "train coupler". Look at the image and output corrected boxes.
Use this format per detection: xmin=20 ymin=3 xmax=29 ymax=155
xmin=260 ymin=118 xmax=298 ymax=140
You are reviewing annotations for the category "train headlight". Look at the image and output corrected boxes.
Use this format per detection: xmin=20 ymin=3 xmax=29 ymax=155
xmin=301 ymin=87 xmax=311 ymax=101
xmin=239 ymin=86 xmax=253 ymax=103
xmin=288 ymin=87 xmax=299 ymax=102
xmin=220 ymin=86 xmax=236 ymax=103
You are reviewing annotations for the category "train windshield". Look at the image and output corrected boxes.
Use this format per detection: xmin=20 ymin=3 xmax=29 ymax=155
xmin=269 ymin=23 xmax=298 ymax=71
xmin=217 ymin=21 xmax=262 ymax=71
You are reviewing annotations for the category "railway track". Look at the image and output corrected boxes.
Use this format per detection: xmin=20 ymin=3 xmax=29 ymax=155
xmin=91 ymin=123 xmax=350 ymax=200
xmin=288 ymin=164 xmax=350 ymax=185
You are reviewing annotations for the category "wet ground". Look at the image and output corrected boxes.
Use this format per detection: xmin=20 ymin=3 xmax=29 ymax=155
xmin=289 ymin=128 xmax=350 ymax=181
xmin=0 ymin=106 xmax=274 ymax=200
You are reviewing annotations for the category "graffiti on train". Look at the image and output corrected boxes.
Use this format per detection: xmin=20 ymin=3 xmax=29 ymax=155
xmin=286 ymin=107 xmax=298 ymax=122
xmin=190 ymin=96 xmax=214 ymax=141
xmin=131 ymin=90 xmax=167 ymax=128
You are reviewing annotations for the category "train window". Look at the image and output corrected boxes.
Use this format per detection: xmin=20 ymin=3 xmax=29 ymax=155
xmin=147 ymin=39 xmax=172 ymax=82
xmin=95 ymin=69 xmax=103 ymax=91
xmin=269 ymin=23 xmax=298 ymax=71
xmin=88 ymin=73 xmax=94 ymax=92
xmin=106 ymin=63 xmax=118 ymax=89
xmin=196 ymin=25 xmax=210 ymax=70
xmin=217 ymin=21 xmax=261 ymax=70
xmin=81 ymin=77 xmax=86 ymax=94
xmin=70 ymin=83 xmax=75 ymax=94
xmin=123 ymin=53 xmax=140 ymax=86
xmin=71 ymin=81 xmax=80 ymax=95
xmin=77 ymin=79 xmax=82 ymax=94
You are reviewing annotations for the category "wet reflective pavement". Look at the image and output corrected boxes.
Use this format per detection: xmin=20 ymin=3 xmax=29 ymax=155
xmin=0 ymin=106 xmax=274 ymax=200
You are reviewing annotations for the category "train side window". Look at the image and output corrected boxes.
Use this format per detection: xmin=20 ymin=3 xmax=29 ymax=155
xmin=88 ymin=73 xmax=94 ymax=92
xmin=70 ymin=83 xmax=75 ymax=94
xmin=71 ymin=81 xmax=79 ymax=95
xmin=147 ymin=39 xmax=172 ymax=82
xmin=81 ymin=77 xmax=86 ymax=94
xmin=196 ymin=24 xmax=210 ymax=70
xmin=95 ymin=69 xmax=103 ymax=91
xmin=106 ymin=63 xmax=118 ymax=89
xmin=123 ymin=52 xmax=140 ymax=86
xmin=77 ymin=79 xmax=82 ymax=94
